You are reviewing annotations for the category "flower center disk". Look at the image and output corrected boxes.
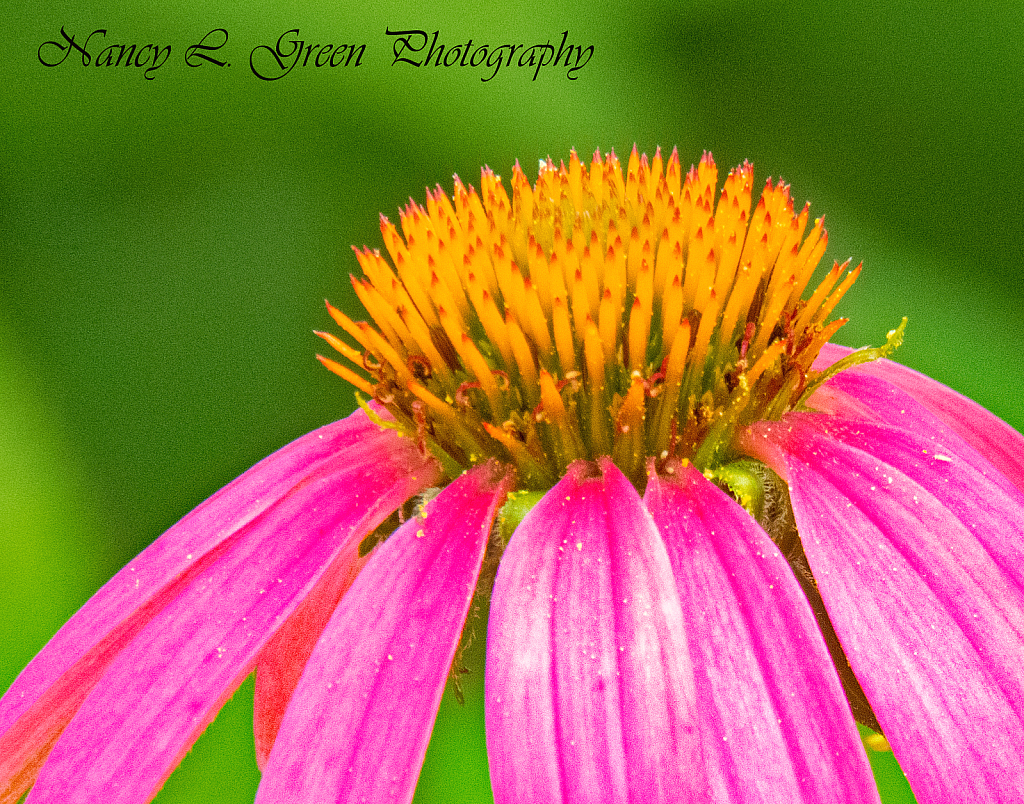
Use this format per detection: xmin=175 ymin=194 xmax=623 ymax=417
xmin=317 ymin=148 xmax=860 ymax=489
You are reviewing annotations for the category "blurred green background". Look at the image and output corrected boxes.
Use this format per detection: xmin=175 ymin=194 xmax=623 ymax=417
xmin=3 ymin=0 xmax=1023 ymax=802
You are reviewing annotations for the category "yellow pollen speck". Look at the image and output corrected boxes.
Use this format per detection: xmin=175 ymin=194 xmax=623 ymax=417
xmin=864 ymin=733 xmax=891 ymax=752
xmin=322 ymin=147 xmax=866 ymax=487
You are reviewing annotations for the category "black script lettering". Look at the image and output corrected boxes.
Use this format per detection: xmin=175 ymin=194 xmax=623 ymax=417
xmin=566 ymin=46 xmax=593 ymax=79
xmin=551 ymin=32 xmax=594 ymax=80
xmin=469 ymin=44 xmax=487 ymax=68
xmin=519 ymin=42 xmax=556 ymax=81
xmin=250 ymin=29 xmax=302 ymax=80
xmin=38 ymin=27 xmax=107 ymax=67
xmin=185 ymin=28 xmax=229 ymax=68
xmin=93 ymin=37 xmax=170 ymax=78
xmin=96 ymin=43 xmax=132 ymax=67
xmin=132 ymin=43 xmax=169 ymax=79
xmin=250 ymin=29 xmax=363 ymax=80
xmin=329 ymin=44 xmax=364 ymax=67
xmin=483 ymin=45 xmax=507 ymax=82
xmin=423 ymin=31 xmax=445 ymax=67
xmin=383 ymin=28 xmax=594 ymax=82
xmin=314 ymin=45 xmax=334 ymax=67
xmin=394 ymin=30 xmax=479 ymax=70
xmin=444 ymin=39 xmax=473 ymax=67
xmin=40 ymin=28 xmax=169 ymax=78
xmin=385 ymin=28 xmax=430 ymax=66
xmin=481 ymin=43 xmax=520 ymax=82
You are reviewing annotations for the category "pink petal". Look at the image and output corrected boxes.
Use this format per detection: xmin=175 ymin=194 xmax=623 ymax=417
xmin=252 ymin=546 xmax=370 ymax=771
xmin=808 ymin=367 xmax=1023 ymax=503
xmin=742 ymin=414 xmax=1024 ymax=803
xmin=816 ymin=342 xmax=1024 ymax=493
xmin=0 ymin=409 xmax=393 ymax=801
xmin=253 ymin=461 xmax=511 ymax=804
xmin=644 ymin=462 xmax=879 ymax=804
xmin=10 ymin=411 xmax=439 ymax=804
xmin=486 ymin=458 xmax=706 ymax=804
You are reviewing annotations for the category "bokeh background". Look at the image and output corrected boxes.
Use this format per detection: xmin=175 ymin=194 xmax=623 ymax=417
xmin=3 ymin=1 xmax=1023 ymax=802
